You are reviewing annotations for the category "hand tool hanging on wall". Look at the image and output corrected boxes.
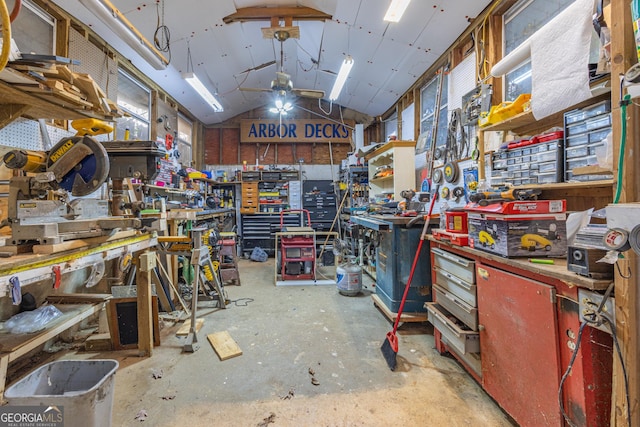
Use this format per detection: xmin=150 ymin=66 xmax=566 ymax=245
xmin=443 ymin=108 xmax=467 ymax=183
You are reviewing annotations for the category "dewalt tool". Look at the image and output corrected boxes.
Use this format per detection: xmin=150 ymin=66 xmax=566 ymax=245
xmin=71 ymin=118 xmax=114 ymax=136
xmin=3 ymin=150 xmax=47 ymax=173
xmin=469 ymin=187 xmax=542 ymax=206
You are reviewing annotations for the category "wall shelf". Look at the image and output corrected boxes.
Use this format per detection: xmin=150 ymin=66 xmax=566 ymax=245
xmin=0 ymin=79 xmax=116 ymax=128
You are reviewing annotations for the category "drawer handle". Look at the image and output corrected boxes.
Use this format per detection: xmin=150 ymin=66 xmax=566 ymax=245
xmin=441 ymin=269 xmax=470 ymax=289
xmin=450 ymin=295 xmax=472 ymax=312
xmin=433 ymin=311 xmax=462 ymax=338
xmin=433 ymin=248 xmax=472 ymax=267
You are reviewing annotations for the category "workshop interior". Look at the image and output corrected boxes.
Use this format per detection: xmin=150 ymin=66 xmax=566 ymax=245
xmin=0 ymin=0 xmax=637 ymax=425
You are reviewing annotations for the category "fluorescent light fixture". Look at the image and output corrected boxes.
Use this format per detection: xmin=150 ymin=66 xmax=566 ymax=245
xmin=79 ymin=0 xmax=169 ymax=70
xmin=329 ymin=56 xmax=354 ymax=101
xmin=269 ymin=98 xmax=293 ymax=114
xmin=384 ymin=0 xmax=411 ymax=23
xmin=182 ymin=72 xmax=224 ymax=112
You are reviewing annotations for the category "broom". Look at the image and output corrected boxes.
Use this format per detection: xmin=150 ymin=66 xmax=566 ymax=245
xmin=381 ymin=188 xmax=438 ymax=371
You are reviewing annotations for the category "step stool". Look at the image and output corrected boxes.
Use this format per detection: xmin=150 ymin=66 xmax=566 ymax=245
xmin=219 ymin=232 xmax=241 ymax=286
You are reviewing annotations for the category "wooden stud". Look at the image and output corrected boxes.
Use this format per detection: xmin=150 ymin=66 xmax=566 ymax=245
xmin=0 ymin=104 xmax=29 ymax=129
xmin=136 ymin=250 xmax=154 ymax=357
xmin=610 ymin=0 xmax=640 ymax=425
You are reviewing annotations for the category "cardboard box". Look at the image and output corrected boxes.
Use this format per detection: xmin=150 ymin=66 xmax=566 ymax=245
xmin=468 ymin=212 xmax=567 ymax=258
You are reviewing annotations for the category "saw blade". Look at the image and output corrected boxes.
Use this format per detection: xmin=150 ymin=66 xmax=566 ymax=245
xmin=47 ymin=135 xmax=110 ymax=196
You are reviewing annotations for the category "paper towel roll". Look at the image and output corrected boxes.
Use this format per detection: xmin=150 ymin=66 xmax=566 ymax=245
xmin=530 ymin=0 xmax=595 ymax=119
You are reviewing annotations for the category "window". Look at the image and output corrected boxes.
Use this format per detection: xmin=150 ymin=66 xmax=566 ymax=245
xmin=176 ymin=114 xmax=193 ymax=167
xmin=435 ymin=72 xmax=449 ymax=149
xmin=384 ymin=113 xmax=398 ymax=141
xmin=116 ymin=69 xmax=151 ymax=140
xmin=8 ymin=0 xmax=55 ymax=56
xmin=503 ymin=0 xmax=573 ymax=101
xmin=418 ymin=69 xmax=448 ymax=153
xmin=418 ymin=76 xmax=438 ymax=152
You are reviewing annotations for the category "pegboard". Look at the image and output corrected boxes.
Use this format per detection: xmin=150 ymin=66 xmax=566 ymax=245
xmin=69 ymin=28 xmax=118 ymax=101
xmin=430 ymin=158 xmax=476 ymax=216
xmin=0 ymin=118 xmax=46 ymax=151
xmin=448 ymin=52 xmax=476 ymax=112
xmin=0 ymin=118 xmax=82 ymax=156
xmin=157 ymin=99 xmax=178 ymax=135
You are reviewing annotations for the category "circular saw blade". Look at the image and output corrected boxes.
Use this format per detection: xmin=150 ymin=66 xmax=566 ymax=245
xmin=47 ymin=135 xmax=110 ymax=196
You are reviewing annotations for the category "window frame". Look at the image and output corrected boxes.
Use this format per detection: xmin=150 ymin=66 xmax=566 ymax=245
xmin=417 ymin=67 xmax=448 ymax=153
xmin=116 ymin=68 xmax=152 ymax=140
xmin=9 ymin=0 xmax=56 ymax=56
xmin=501 ymin=0 xmax=574 ymax=101
xmin=176 ymin=113 xmax=193 ymax=167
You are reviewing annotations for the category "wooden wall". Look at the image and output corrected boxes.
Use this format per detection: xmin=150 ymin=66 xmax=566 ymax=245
xmin=202 ymin=99 xmax=367 ymax=167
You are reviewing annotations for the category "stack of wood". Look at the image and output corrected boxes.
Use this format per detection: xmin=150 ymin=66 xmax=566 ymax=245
xmin=0 ymin=54 xmax=125 ymax=119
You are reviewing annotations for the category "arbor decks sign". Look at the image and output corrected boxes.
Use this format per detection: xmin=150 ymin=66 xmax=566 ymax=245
xmin=240 ymin=119 xmax=353 ymax=143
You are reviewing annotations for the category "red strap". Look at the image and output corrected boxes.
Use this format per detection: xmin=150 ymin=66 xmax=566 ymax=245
xmin=52 ymin=266 xmax=61 ymax=289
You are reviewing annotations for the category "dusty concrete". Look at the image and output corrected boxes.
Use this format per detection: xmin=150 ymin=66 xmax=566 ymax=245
xmin=60 ymin=259 xmax=515 ymax=426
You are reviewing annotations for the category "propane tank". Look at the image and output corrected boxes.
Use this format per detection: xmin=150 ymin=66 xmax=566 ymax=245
xmin=336 ymin=256 xmax=362 ymax=296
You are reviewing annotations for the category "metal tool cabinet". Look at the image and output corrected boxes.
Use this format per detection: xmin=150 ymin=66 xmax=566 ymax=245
xmin=429 ymin=239 xmax=613 ymax=427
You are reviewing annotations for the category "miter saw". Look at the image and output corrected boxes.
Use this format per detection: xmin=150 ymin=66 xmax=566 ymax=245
xmin=4 ymin=134 xmax=143 ymax=245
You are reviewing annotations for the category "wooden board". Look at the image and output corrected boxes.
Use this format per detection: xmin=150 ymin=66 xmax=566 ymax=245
xmin=46 ymin=293 xmax=111 ymax=304
xmin=207 ymin=331 xmax=242 ymax=361
xmin=84 ymin=333 xmax=112 ymax=352
xmin=73 ymin=73 xmax=108 ymax=112
xmin=33 ymin=239 xmax=90 ymax=255
xmin=371 ymin=294 xmax=428 ymax=323
xmin=176 ymin=318 xmax=204 ymax=336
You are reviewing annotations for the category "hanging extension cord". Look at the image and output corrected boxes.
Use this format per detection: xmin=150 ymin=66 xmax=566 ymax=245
xmin=558 ymin=283 xmax=631 ymax=427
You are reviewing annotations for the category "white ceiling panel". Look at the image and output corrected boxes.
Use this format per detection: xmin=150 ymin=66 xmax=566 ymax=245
xmin=50 ymin=0 xmax=492 ymax=124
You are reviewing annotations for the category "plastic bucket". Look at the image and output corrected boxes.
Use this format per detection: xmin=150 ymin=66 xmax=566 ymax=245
xmin=5 ymin=359 xmax=119 ymax=427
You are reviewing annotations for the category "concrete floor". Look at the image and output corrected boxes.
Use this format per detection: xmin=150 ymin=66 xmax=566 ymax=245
xmin=65 ymin=258 xmax=515 ymax=426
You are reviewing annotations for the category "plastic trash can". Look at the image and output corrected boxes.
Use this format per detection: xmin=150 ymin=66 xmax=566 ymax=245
xmin=5 ymin=359 xmax=119 ymax=427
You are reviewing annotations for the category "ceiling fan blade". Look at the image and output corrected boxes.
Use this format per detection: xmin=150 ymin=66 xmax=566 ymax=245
xmin=237 ymin=60 xmax=276 ymax=75
xmin=239 ymin=87 xmax=272 ymax=93
xmin=292 ymin=88 xmax=325 ymax=99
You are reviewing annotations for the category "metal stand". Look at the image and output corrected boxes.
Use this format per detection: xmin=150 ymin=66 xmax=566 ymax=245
xmin=183 ymin=228 xmax=227 ymax=352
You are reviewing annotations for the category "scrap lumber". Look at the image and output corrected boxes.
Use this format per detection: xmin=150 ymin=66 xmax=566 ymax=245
xmin=73 ymin=73 xmax=110 ymax=114
xmin=207 ymin=331 xmax=243 ymax=361
xmin=176 ymin=318 xmax=204 ymax=336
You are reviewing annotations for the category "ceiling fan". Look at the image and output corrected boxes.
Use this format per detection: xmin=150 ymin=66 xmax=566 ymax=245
xmin=239 ymin=28 xmax=325 ymax=100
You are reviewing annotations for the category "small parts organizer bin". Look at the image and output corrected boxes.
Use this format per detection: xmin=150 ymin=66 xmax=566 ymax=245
xmin=564 ymin=100 xmax=613 ymax=182
xmin=491 ymin=131 xmax=564 ymax=187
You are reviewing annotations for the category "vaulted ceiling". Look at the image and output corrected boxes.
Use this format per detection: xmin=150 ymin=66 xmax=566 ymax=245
xmin=51 ymin=0 xmax=493 ymax=125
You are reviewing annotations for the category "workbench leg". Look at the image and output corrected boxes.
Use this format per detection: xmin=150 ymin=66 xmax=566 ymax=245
xmin=0 ymin=354 xmax=8 ymax=403
xmin=136 ymin=251 xmax=156 ymax=357
xmin=168 ymin=220 xmax=180 ymax=289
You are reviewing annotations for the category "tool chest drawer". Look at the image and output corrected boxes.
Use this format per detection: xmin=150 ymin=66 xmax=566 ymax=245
xmin=240 ymin=182 xmax=259 ymax=213
xmin=426 ymin=303 xmax=480 ymax=355
xmin=433 ymin=285 xmax=478 ymax=331
xmin=434 ymin=266 xmax=477 ymax=307
xmin=431 ymin=247 xmax=475 ymax=284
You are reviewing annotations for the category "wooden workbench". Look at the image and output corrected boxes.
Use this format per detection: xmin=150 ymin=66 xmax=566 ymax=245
xmin=0 ymin=233 xmax=158 ymax=400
